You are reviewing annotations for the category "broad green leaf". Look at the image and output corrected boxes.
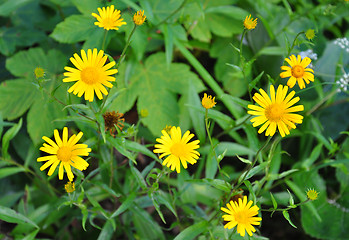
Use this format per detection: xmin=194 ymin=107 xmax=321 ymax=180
xmin=174 ymin=221 xmax=208 ymax=240
xmin=50 ymin=15 xmax=95 ymax=43
xmin=27 ymin=92 xmax=66 ymax=144
xmin=0 ymin=167 xmax=25 ymax=179
xmin=2 ymin=118 xmax=22 ymax=159
xmin=0 ymin=0 xmax=33 ymax=16
xmin=110 ymin=53 xmax=204 ymax=135
xmin=0 ymin=206 xmax=38 ymax=229
xmin=0 ymin=80 xmax=37 ymax=120
xmin=72 ymin=0 xmax=100 ymax=15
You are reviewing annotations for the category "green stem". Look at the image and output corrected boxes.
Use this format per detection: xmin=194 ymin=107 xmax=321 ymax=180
xmin=306 ymin=90 xmax=337 ymax=116
xmin=205 ymin=109 xmax=222 ymax=173
xmin=233 ymin=136 xmax=272 ymax=191
xmin=101 ymin=30 xmax=108 ymax=51
xmin=262 ymin=199 xmax=310 ymax=212
xmin=99 ymin=25 xmax=138 ymax=113
xmin=175 ymin=39 xmax=237 ymax=117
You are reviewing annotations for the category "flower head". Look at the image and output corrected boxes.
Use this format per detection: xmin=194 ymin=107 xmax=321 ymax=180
xmin=336 ymin=72 xmax=349 ymax=92
xmin=306 ymin=188 xmax=319 ymax=200
xmin=305 ymin=29 xmax=315 ymax=40
xmin=133 ymin=10 xmax=146 ymax=26
xmin=91 ymin=5 xmax=126 ymax=30
xmin=280 ymin=54 xmax=315 ymax=89
xmin=140 ymin=109 xmax=149 ymax=118
xmin=37 ymin=127 xmax=91 ymax=181
xmin=34 ymin=67 xmax=45 ymax=78
xmin=248 ymin=85 xmax=304 ymax=137
xmin=63 ymin=49 xmax=118 ymax=102
xmin=221 ymin=196 xmax=262 ymax=237
xmin=202 ymin=93 xmax=216 ymax=109
xmin=243 ymin=15 xmax=257 ymax=30
xmin=65 ymin=181 xmax=75 ymax=193
xmin=103 ymin=111 xmax=125 ymax=136
xmin=153 ymin=126 xmax=200 ymax=173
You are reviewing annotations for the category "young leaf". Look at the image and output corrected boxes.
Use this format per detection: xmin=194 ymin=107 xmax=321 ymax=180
xmin=282 ymin=210 xmax=297 ymax=228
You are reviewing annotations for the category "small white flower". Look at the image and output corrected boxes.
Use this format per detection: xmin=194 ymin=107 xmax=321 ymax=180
xmin=336 ymin=72 xmax=349 ymax=93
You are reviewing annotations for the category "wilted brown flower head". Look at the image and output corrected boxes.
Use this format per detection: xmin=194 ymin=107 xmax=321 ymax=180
xmin=103 ymin=111 xmax=125 ymax=137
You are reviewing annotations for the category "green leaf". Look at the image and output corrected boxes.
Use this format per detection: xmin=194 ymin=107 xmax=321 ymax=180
xmin=2 ymin=118 xmax=22 ymax=159
xmin=71 ymin=0 xmax=100 ymax=15
xmin=97 ymin=219 xmax=114 ymax=240
xmin=187 ymin=178 xmax=231 ymax=193
xmin=50 ymin=15 xmax=96 ymax=43
xmin=0 ymin=0 xmax=33 ymax=16
xmin=0 ymin=205 xmax=39 ymax=229
xmin=132 ymin=207 xmax=165 ymax=240
xmin=27 ymin=92 xmax=66 ymax=145
xmin=129 ymin=162 xmax=147 ymax=190
xmin=0 ymin=80 xmax=37 ymax=120
xmin=110 ymin=193 xmax=137 ymax=218
xmin=282 ymin=210 xmax=297 ymax=228
xmin=259 ymin=46 xmax=287 ymax=56
xmin=107 ymin=136 xmax=136 ymax=163
xmin=110 ymin=53 xmax=204 ymax=135
xmin=244 ymin=180 xmax=256 ymax=204
xmin=150 ymin=193 xmax=166 ymax=224
xmin=174 ymin=221 xmax=208 ymax=240
xmin=270 ymin=192 xmax=278 ymax=209
xmin=0 ymin=167 xmax=25 ymax=179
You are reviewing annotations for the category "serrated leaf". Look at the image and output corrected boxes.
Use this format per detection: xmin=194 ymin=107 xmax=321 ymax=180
xmin=110 ymin=53 xmax=204 ymax=135
xmin=0 ymin=80 xmax=37 ymax=120
xmin=50 ymin=15 xmax=95 ymax=43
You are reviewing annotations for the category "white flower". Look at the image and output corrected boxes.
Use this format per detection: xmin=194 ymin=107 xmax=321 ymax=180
xmin=336 ymin=72 xmax=349 ymax=93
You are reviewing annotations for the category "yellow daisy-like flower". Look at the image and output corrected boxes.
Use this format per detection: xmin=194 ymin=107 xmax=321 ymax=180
xmin=221 ymin=196 xmax=262 ymax=237
xmin=65 ymin=181 xmax=75 ymax=193
xmin=37 ymin=127 xmax=91 ymax=181
xmin=91 ymin=5 xmax=126 ymax=31
xmin=201 ymin=93 xmax=216 ymax=109
xmin=280 ymin=55 xmax=315 ymax=89
xmin=153 ymin=126 xmax=200 ymax=173
xmin=133 ymin=10 xmax=146 ymax=26
xmin=243 ymin=14 xmax=258 ymax=30
xmin=305 ymin=29 xmax=316 ymax=40
xmin=63 ymin=49 xmax=118 ymax=102
xmin=306 ymin=188 xmax=319 ymax=201
xmin=247 ymin=85 xmax=304 ymax=137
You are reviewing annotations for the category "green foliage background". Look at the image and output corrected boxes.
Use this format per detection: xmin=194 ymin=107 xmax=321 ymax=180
xmin=0 ymin=0 xmax=349 ymax=239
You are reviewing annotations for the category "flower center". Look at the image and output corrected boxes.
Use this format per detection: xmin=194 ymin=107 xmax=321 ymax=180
xmin=102 ymin=18 xmax=114 ymax=28
xmin=170 ymin=143 xmax=185 ymax=157
xmin=291 ymin=65 xmax=304 ymax=78
xmin=57 ymin=146 xmax=72 ymax=162
xmin=265 ymin=103 xmax=284 ymax=122
xmin=80 ymin=67 xmax=101 ymax=85
xmin=234 ymin=211 xmax=248 ymax=224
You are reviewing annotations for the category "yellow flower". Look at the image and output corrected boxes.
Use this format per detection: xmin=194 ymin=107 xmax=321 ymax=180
xmin=280 ymin=54 xmax=315 ymax=89
xmin=34 ymin=67 xmax=45 ymax=78
xmin=201 ymin=93 xmax=216 ymax=109
xmin=305 ymin=29 xmax=315 ymax=40
xmin=133 ymin=10 xmax=146 ymax=26
xmin=91 ymin=5 xmax=126 ymax=31
xmin=63 ymin=49 xmax=118 ymax=102
xmin=37 ymin=127 xmax=91 ymax=181
xmin=153 ymin=126 xmax=200 ymax=173
xmin=65 ymin=181 xmax=75 ymax=193
xmin=306 ymin=188 xmax=319 ymax=200
xmin=248 ymin=85 xmax=304 ymax=137
xmin=140 ymin=109 xmax=149 ymax=118
xmin=221 ymin=196 xmax=262 ymax=237
xmin=243 ymin=14 xmax=258 ymax=30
